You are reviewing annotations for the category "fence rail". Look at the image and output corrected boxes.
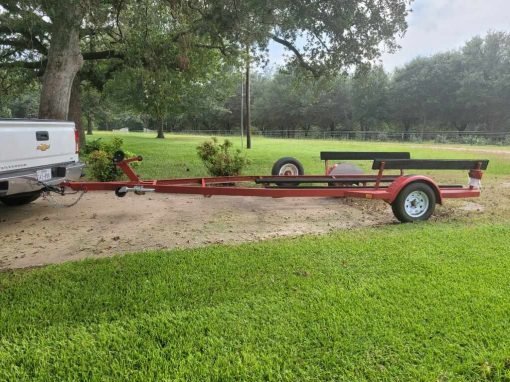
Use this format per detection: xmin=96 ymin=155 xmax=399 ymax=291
xmin=161 ymin=129 xmax=510 ymax=144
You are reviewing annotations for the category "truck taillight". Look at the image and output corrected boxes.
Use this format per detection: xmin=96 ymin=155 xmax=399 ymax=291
xmin=74 ymin=129 xmax=79 ymax=154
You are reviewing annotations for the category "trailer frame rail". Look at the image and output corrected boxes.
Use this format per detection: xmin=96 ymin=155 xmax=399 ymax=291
xmin=60 ymin=151 xmax=489 ymax=222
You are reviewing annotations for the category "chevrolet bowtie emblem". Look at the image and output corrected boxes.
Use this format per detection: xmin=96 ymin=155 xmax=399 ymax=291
xmin=36 ymin=143 xmax=50 ymax=151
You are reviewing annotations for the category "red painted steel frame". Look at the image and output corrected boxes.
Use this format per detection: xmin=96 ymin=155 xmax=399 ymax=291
xmin=61 ymin=157 xmax=482 ymax=204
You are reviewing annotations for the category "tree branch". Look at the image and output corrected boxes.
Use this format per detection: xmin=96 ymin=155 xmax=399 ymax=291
xmin=0 ymin=3 xmax=51 ymax=28
xmin=82 ymin=50 xmax=124 ymax=60
xmin=0 ymin=50 xmax=124 ymax=77
xmin=0 ymin=0 xmax=21 ymax=14
xmin=0 ymin=60 xmax=45 ymax=70
xmin=270 ymin=34 xmax=321 ymax=77
xmin=0 ymin=24 xmax=48 ymax=55
xmin=0 ymin=38 xmax=29 ymax=50
xmin=192 ymin=42 xmax=231 ymax=56
xmin=0 ymin=35 xmax=47 ymax=55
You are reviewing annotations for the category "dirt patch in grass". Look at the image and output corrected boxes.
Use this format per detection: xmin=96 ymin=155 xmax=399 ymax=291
xmin=2 ymin=177 xmax=508 ymax=270
xmin=0 ymin=192 xmax=392 ymax=269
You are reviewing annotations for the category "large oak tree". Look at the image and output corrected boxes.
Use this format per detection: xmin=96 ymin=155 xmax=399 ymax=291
xmin=0 ymin=0 xmax=412 ymax=131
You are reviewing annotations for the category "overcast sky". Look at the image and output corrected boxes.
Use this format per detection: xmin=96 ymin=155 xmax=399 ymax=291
xmin=266 ymin=0 xmax=510 ymax=72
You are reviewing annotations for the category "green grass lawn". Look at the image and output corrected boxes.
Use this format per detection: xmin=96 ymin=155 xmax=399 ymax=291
xmin=91 ymin=132 xmax=510 ymax=179
xmin=1 ymin=133 xmax=510 ymax=381
xmin=2 ymin=224 xmax=510 ymax=381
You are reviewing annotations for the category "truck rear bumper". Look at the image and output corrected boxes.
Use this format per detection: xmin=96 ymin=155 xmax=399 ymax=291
xmin=0 ymin=162 xmax=85 ymax=196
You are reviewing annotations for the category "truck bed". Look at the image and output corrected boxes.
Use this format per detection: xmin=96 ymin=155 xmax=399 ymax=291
xmin=0 ymin=119 xmax=79 ymax=174
xmin=0 ymin=119 xmax=83 ymax=197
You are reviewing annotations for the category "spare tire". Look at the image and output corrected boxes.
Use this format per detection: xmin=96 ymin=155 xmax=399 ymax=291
xmin=271 ymin=157 xmax=304 ymax=187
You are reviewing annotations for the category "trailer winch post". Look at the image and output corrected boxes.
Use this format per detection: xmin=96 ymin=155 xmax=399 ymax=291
xmin=115 ymin=155 xmax=143 ymax=182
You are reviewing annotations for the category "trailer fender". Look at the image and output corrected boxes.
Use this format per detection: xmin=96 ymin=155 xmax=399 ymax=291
xmin=387 ymin=176 xmax=442 ymax=205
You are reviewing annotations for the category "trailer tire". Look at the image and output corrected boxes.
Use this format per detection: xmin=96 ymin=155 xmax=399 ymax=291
xmin=391 ymin=182 xmax=436 ymax=223
xmin=113 ymin=150 xmax=125 ymax=163
xmin=0 ymin=191 xmax=42 ymax=206
xmin=115 ymin=187 xmax=127 ymax=198
xmin=271 ymin=157 xmax=304 ymax=187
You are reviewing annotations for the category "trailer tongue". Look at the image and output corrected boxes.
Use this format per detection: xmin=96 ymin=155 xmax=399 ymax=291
xmin=60 ymin=151 xmax=488 ymax=223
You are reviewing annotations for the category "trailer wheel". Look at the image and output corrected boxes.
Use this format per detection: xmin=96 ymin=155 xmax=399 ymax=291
xmin=115 ymin=187 xmax=127 ymax=198
xmin=271 ymin=157 xmax=304 ymax=187
xmin=113 ymin=150 xmax=125 ymax=163
xmin=391 ymin=182 xmax=436 ymax=223
xmin=0 ymin=191 xmax=42 ymax=206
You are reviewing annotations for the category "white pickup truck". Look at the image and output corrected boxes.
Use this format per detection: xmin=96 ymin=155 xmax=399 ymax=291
xmin=0 ymin=119 xmax=84 ymax=206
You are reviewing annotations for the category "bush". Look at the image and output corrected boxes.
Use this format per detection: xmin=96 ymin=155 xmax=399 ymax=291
xmin=196 ymin=138 xmax=250 ymax=176
xmin=434 ymin=134 xmax=450 ymax=144
xmin=375 ymin=132 xmax=390 ymax=141
xmin=459 ymin=135 xmax=489 ymax=146
xmin=83 ymin=137 xmax=138 ymax=181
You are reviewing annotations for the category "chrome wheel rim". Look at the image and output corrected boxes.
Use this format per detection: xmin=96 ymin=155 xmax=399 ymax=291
xmin=404 ymin=191 xmax=429 ymax=218
xmin=279 ymin=163 xmax=299 ymax=176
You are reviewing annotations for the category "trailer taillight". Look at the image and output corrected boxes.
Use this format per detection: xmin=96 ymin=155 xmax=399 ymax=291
xmin=468 ymin=169 xmax=483 ymax=189
xmin=74 ymin=129 xmax=79 ymax=154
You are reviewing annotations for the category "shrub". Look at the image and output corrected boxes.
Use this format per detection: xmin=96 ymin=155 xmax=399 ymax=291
xmin=434 ymin=134 xmax=450 ymax=144
xmin=375 ymin=132 xmax=389 ymax=141
xmin=196 ymin=138 xmax=250 ymax=176
xmin=459 ymin=135 xmax=489 ymax=146
xmin=83 ymin=137 xmax=138 ymax=181
xmin=86 ymin=150 xmax=119 ymax=181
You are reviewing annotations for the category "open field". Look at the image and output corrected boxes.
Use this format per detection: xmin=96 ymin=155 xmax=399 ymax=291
xmin=98 ymin=132 xmax=510 ymax=179
xmin=1 ymin=133 xmax=510 ymax=380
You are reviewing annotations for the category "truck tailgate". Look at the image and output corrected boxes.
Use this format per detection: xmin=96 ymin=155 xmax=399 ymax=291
xmin=0 ymin=120 xmax=79 ymax=174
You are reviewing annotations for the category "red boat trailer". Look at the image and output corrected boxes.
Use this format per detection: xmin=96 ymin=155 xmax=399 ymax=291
xmin=60 ymin=151 xmax=489 ymax=223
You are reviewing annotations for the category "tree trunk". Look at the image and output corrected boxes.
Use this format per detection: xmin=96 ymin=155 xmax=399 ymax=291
xmin=141 ymin=114 xmax=149 ymax=132
xmin=38 ymin=3 xmax=83 ymax=120
xmin=403 ymin=121 xmax=411 ymax=141
xmin=244 ymin=47 xmax=252 ymax=149
xmin=157 ymin=118 xmax=165 ymax=139
xmin=455 ymin=122 xmax=468 ymax=132
xmin=68 ymin=74 xmax=86 ymax=147
xmin=360 ymin=119 xmax=366 ymax=141
xmin=304 ymin=124 xmax=311 ymax=137
xmin=86 ymin=114 xmax=93 ymax=135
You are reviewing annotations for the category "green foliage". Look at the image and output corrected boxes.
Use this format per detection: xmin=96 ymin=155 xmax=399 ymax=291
xmin=86 ymin=150 xmax=118 ymax=182
xmin=0 ymin=69 xmax=40 ymax=118
xmin=352 ymin=66 xmax=389 ymax=131
xmin=196 ymin=137 xmax=249 ymax=176
xmin=83 ymin=137 xmax=137 ymax=181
